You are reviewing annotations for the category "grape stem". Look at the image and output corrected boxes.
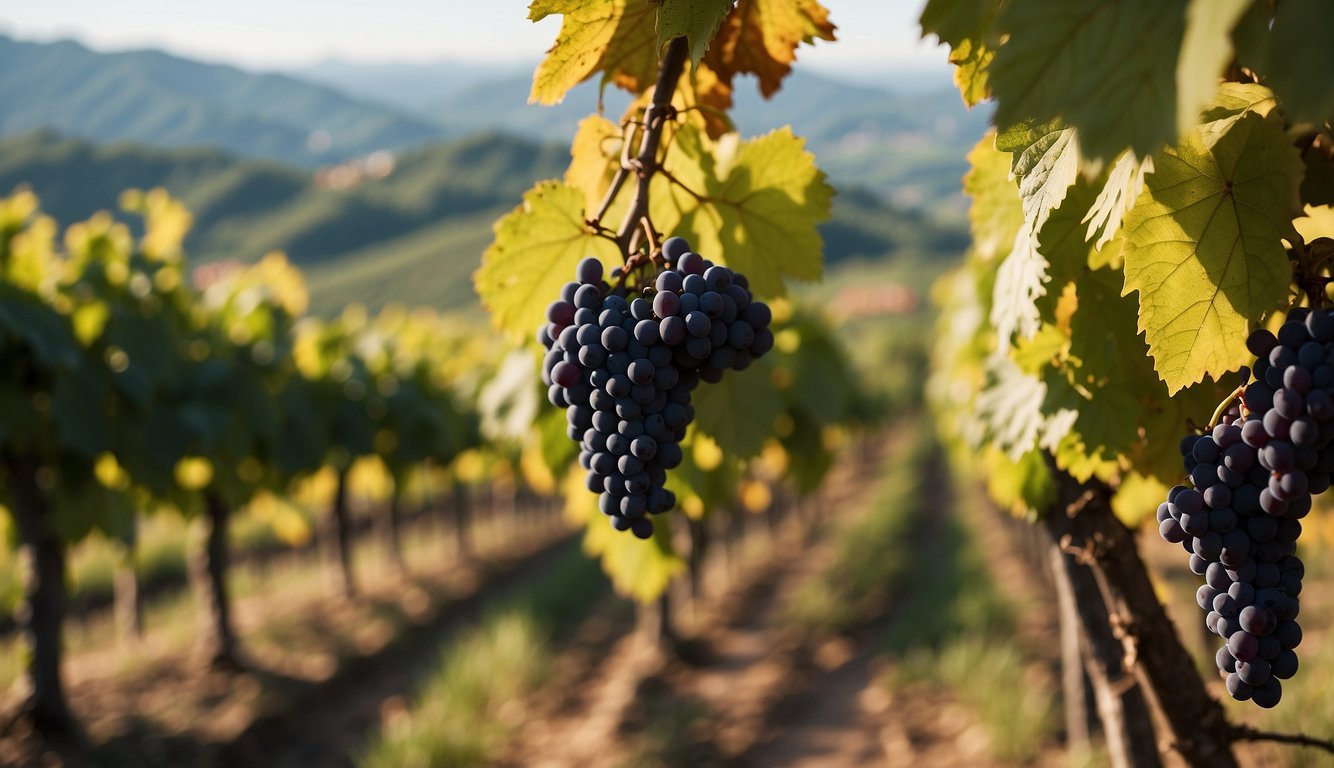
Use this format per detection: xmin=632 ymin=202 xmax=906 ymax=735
xmin=1206 ymin=383 xmax=1246 ymax=429
xmin=1229 ymin=724 xmax=1334 ymax=755
xmin=613 ymin=36 xmax=689 ymax=261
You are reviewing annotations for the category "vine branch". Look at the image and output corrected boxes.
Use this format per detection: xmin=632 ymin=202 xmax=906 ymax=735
xmin=1229 ymin=724 xmax=1334 ymax=755
xmin=614 ymin=36 xmax=690 ymax=262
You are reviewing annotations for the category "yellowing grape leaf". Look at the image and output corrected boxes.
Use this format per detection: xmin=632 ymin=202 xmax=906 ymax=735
xmin=704 ymin=0 xmax=835 ymax=98
xmin=950 ymin=38 xmax=993 ymax=108
xmin=1111 ymin=472 xmax=1170 ymax=529
xmin=657 ymin=0 xmax=736 ymax=63
xmin=530 ymin=0 xmax=658 ymax=105
xmin=565 ymin=114 xmax=623 ymax=212
xmin=1121 ymin=110 xmax=1303 ymax=393
xmin=984 ymin=446 xmax=1056 ymax=519
xmin=963 ymin=132 xmax=1024 ymax=262
xmin=919 ymin=0 xmax=998 ymax=108
xmin=650 ymin=125 xmax=831 ymax=297
xmin=583 ymin=492 xmax=685 ymax=603
xmin=988 ymin=0 xmax=1185 ymax=163
xmin=475 ymin=181 xmax=623 ymax=342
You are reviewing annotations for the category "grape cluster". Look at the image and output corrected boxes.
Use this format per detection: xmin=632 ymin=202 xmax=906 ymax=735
xmin=539 ymin=236 xmax=774 ymax=539
xmin=1159 ymin=309 xmax=1333 ymax=707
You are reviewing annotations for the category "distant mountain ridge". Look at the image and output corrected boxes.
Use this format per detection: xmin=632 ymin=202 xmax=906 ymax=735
xmin=0 ymin=34 xmax=986 ymax=209
xmin=0 ymin=34 xmax=448 ymax=165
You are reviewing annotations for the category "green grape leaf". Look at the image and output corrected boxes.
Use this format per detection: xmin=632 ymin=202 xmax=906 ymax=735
xmin=530 ymin=0 xmax=658 ymax=105
xmin=692 ymin=360 xmax=784 ymax=459
xmin=1175 ymin=0 xmax=1252 ymax=137
xmin=1133 ymin=376 xmax=1228 ymax=483
xmin=779 ymin=317 xmax=856 ymax=426
xmin=476 ymin=181 xmax=624 ymax=343
xmin=1244 ymin=0 xmax=1334 ymax=125
xmin=985 ymin=446 xmax=1056 ymax=519
xmin=51 ymin=365 xmax=109 ymax=459
xmin=1012 ymin=323 xmax=1067 ymax=375
xmin=477 ymin=350 xmax=542 ymax=443
xmin=0 ymin=285 xmax=80 ymax=369
xmin=1301 ymin=135 xmax=1334 ymax=207
xmin=963 ymin=132 xmax=1024 ymax=262
xmin=582 ymin=493 xmax=684 ymax=603
xmin=1045 ymin=372 xmax=1135 ymax=483
xmin=991 ymin=120 xmax=1080 ymax=342
xmin=274 ymin=377 xmax=327 ymax=476
xmin=1121 ymin=110 xmax=1303 ymax=393
xmin=1082 ymin=150 xmax=1154 ymax=263
xmin=657 ymin=0 xmax=735 ymax=63
xmin=1201 ymin=82 xmax=1277 ymax=123
xmin=996 ymin=120 xmax=1080 ymax=233
xmin=651 ymin=125 xmax=831 ymax=298
xmin=919 ymin=0 xmax=995 ymax=49
xmin=989 ymin=0 xmax=1186 ymax=163
xmin=919 ymin=0 xmax=998 ymax=107
xmin=949 ymin=38 xmax=993 ymax=108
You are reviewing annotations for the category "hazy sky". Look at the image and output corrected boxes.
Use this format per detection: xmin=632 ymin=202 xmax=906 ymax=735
xmin=0 ymin=0 xmax=949 ymax=77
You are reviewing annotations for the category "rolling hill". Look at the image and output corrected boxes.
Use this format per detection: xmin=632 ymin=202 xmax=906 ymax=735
xmin=0 ymin=131 xmax=965 ymax=315
xmin=0 ymin=34 xmax=448 ymax=164
xmin=0 ymin=35 xmax=985 ymax=214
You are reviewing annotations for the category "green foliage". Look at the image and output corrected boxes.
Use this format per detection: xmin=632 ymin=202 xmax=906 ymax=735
xmin=927 ymin=0 xmax=1324 ymax=523
xmin=475 ymin=181 xmax=623 ymax=343
xmin=1122 ymin=109 xmax=1302 ymax=393
xmin=651 ymin=126 xmax=833 ymax=297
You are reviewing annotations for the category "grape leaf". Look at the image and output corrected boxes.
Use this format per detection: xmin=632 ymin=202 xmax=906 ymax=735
xmin=1238 ymin=0 xmax=1334 ymax=126
xmin=656 ymin=0 xmax=736 ymax=64
xmin=1082 ymin=150 xmax=1153 ymax=261
xmin=565 ymin=114 xmax=624 ymax=215
xmin=991 ymin=228 xmax=1048 ymax=343
xmin=703 ymin=0 xmax=835 ymax=98
xmin=974 ymin=355 xmax=1048 ymax=460
xmin=985 ymin=446 xmax=1056 ymax=519
xmin=581 ymin=486 xmax=685 ymax=603
xmin=963 ymin=133 xmax=1024 ymax=263
xmin=530 ymin=0 xmax=658 ymax=105
xmin=993 ymin=120 xmax=1078 ymax=337
xmin=650 ymin=125 xmax=832 ymax=297
xmin=1176 ymin=0 xmax=1251 ymax=139
xmin=1121 ymin=110 xmax=1303 ymax=393
xmin=919 ymin=0 xmax=995 ymax=50
xmin=989 ymin=0 xmax=1186 ymax=163
xmin=996 ymin=120 xmax=1080 ymax=233
xmin=919 ymin=0 xmax=998 ymax=108
xmin=692 ymin=360 xmax=784 ymax=458
xmin=949 ymin=38 xmax=993 ymax=108
xmin=1111 ymin=472 xmax=1170 ymax=528
xmin=475 ymin=181 xmax=623 ymax=343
